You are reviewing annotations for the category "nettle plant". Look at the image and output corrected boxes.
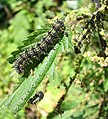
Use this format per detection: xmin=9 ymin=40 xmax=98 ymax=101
xmin=0 ymin=0 xmax=108 ymax=118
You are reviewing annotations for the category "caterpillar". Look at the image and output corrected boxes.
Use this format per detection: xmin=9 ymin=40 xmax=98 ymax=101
xmin=74 ymin=2 xmax=108 ymax=54
xmin=28 ymin=91 xmax=44 ymax=104
xmin=74 ymin=15 xmax=95 ymax=54
xmin=13 ymin=19 xmax=65 ymax=76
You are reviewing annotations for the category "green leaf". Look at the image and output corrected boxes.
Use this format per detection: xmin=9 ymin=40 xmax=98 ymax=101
xmin=0 ymin=43 xmax=62 ymax=114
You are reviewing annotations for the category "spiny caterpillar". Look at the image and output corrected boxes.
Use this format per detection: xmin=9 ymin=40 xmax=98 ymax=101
xmin=74 ymin=15 xmax=95 ymax=54
xmin=74 ymin=3 xmax=107 ymax=54
xmin=28 ymin=91 xmax=44 ymax=104
xmin=13 ymin=19 xmax=65 ymax=76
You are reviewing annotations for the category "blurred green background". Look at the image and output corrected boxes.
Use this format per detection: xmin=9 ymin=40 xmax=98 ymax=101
xmin=0 ymin=0 xmax=108 ymax=119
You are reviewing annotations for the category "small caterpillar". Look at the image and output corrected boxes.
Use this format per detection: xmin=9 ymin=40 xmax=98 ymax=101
xmin=28 ymin=91 xmax=44 ymax=104
xmin=74 ymin=3 xmax=107 ymax=54
xmin=13 ymin=19 xmax=65 ymax=76
xmin=74 ymin=14 xmax=97 ymax=54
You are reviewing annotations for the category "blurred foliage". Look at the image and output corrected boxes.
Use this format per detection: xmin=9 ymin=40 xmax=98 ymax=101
xmin=0 ymin=0 xmax=108 ymax=119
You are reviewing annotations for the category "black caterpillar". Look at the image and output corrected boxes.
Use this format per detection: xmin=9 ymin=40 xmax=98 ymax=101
xmin=74 ymin=1 xmax=108 ymax=54
xmin=28 ymin=91 xmax=44 ymax=104
xmin=13 ymin=19 xmax=65 ymax=76
xmin=74 ymin=15 xmax=95 ymax=54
